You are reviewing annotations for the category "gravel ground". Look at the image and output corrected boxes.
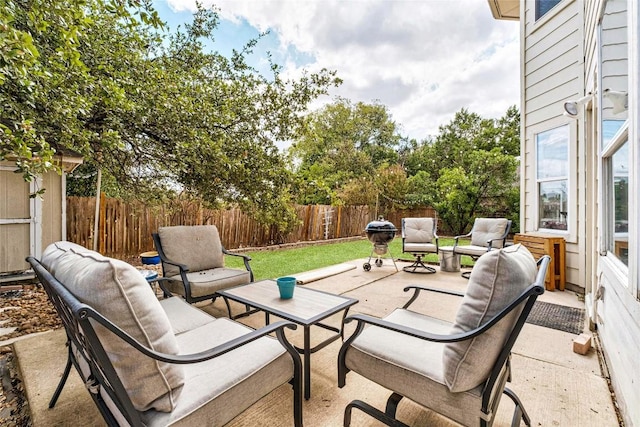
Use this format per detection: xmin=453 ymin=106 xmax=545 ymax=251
xmin=0 ymin=257 xmax=162 ymax=426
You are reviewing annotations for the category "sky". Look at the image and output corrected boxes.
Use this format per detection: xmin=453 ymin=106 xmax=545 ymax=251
xmin=155 ymin=0 xmax=520 ymax=142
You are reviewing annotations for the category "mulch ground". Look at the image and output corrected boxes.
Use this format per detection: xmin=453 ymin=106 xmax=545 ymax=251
xmin=0 ymin=286 xmax=57 ymax=427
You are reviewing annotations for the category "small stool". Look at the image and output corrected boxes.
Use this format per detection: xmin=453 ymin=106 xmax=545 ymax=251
xmin=438 ymin=246 xmax=461 ymax=272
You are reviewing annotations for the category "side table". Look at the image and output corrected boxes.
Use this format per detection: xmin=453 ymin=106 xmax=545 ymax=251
xmin=438 ymin=246 xmax=461 ymax=272
xmin=514 ymin=233 xmax=565 ymax=291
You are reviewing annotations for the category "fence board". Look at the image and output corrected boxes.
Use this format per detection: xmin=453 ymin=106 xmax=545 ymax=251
xmin=66 ymin=197 xmax=437 ymax=258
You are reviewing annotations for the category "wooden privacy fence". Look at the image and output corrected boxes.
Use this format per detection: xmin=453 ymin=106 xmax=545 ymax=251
xmin=66 ymin=196 xmax=436 ymax=258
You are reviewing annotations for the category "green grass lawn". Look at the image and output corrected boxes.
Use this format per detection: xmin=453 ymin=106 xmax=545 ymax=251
xmin=226 ymin=237 xmax=474 ymax=280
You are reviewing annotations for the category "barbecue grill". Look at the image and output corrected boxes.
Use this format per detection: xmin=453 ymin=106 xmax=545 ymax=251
xmin=363 ymin=217 xmax=398 ymax=271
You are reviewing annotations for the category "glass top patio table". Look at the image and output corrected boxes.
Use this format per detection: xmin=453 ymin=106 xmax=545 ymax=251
xmin=218 ymin=279 xmax=359 ymax=400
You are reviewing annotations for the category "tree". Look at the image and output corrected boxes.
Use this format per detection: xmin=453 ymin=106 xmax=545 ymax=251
xmin=406 ymin=108 xmax=520 ymax=235
xmin=337 ymin=164 xmax=409 ymax=215
xmin=2 ymin=2 xmax=340 ymax=231
xmin=289 ymin=98 xmax=402 ymax=205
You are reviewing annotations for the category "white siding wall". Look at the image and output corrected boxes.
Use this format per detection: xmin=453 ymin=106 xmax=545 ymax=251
xmin=583 ymin=0 xmax=603 ymax=309
xmin=521 ymin=0 xmax=585 ymax=290
xmin=519 ymin=1 xmax=639 ymax=424
xmin=593 ymin=1 xmax=639 ymax=425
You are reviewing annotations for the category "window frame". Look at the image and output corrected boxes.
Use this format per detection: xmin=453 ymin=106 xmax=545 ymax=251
xmin=531 ymin=0 xmax=573 ymax=34
xmin=535 ymin=0 xmax=562 ymax=21
xmin=596 ymin=0 xmax=637 ymax=298
xmin=602 ymin=121 xmax=629 ymax=272
xmin=534 ymin=124 xmax=575 ymax=239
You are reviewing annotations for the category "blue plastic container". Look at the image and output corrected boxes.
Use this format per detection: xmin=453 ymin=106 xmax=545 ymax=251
xmin=140 ymin=251 xmax=160 ymax=265
xmin=276 ymin=277 xmax=296 ymax=299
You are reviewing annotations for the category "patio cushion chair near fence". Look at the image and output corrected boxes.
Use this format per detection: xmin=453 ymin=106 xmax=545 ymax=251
xmin=401 ymin=217 xmax=439 ymax=274
xmin=29 ymin=241 xmax=303 ymax=427
xmin=453 ymin=218 xmax=512 ymax=279
xmin=152 ymin=225 xmax=255 ymax=318
xmin=338 ymin=244 xmax=550 ymax=427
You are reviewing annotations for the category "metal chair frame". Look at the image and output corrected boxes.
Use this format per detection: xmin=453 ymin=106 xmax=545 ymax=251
xmin=453 ymin=219 xmax=512 ymax=279
xmin=152 ymin=231 xmax=257 ymax=318
xmin=338 ymin=256 xmax=550 ymax=427
xmin=400 ymin=218 xmax=439 ymax=274
xmin=28 ymin=256 xmax=303 ymax=427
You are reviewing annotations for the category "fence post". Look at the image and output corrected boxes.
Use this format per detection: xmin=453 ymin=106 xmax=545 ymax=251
xmin=99 ymin=192 xmax=106 ymax=254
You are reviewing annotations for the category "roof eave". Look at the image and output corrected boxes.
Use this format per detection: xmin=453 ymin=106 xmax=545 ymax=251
xmin=487 ymin=0 xmax=520 ymax=21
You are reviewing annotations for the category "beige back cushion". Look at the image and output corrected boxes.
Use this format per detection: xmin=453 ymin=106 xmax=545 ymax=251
xmin=442 ymin=244 xmax=537 ymax=392
xmin=470 ymin=218 xmax=509 ymax=248
xmin=158 ymin=225 xmax=224 ymax=278
xmin=41 ymin=241 xmax=184 ymax=412
xmin=403 ymin=218 xmax=435 ymax=243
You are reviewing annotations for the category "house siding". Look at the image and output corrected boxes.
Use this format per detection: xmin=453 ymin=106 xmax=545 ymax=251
xmin=521 ymin=0 xmax=584 ymax=290
xmin=591 ymin=1 xmax=638 ymax=425
xmin=0 ymin=161 xmax=68 ymax=277
xmin=500 ymin=0 xmax=639 ymax=423
xmin=0 ymin=162 xmax=32 ymax=274
xmin=42 ymin=171 xmax=62 ymax=250
xmin=598 ymin=257 xmax=640 ymax=426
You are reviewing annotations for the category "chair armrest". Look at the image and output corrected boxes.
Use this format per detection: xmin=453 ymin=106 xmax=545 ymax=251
xmin=161 ymin=258 xmax=189 ymax=273
xmin=222 ymin=247 xmax=252 ymax=262
xmin=486 ymin=230 xmax=510 ymax=249
xmin=86 ymin=308 xmax=298 ymax=364
xmin=344 ymin=281 xmax=544 ymax=346
xmin=344 ymin=313 xmax=468 ymax=343
xmin=453 ymin=231 xmax=473 ymax=240
xmin=222 ymin=246 xmax=254 ymax=282
xmin=402 ymin=285 xmax=464 ymax=309
xmin=486 ymin=237 xmax=501 ymax=249
xmin=155 ymin=277 xmax=174 ymax=299
xmin=487 ymin=220 xmax=511 ymax=249
xmin=452 ymin=232 xmax=472 ymax=249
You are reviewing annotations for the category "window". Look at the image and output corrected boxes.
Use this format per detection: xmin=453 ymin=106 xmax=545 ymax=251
xmin=535 ymin=0 xmax=562 ymax=20
xmin=604 ymin=126 xmax=629 ymax=266
xmin=602 ymin=120 xmax=625 ymax=147
xmin=599 ymin=0 xmax=630 ymax=270
xmin=536 ymin=126 xmax=569 ymax=231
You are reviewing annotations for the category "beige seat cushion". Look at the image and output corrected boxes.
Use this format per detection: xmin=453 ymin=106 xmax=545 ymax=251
xmin=469 ymin=218 xmax=509 ymax=248
xmin=443 ymin=244 xmax=537 ymax=392
xmin=141 ymin=318 xmax=294 ymax=426
xmin=453 ymin=244 xmax=493 ymax=257
xmin=159 ymin=297 xmax=217 ymax=335
xmin=403 ymin=218 xmax=435 ymax=242
xmin=346 ymin=309 xmax=498 ymax=426
xmin=403 ymin=218 xmax=437 ymax=254
xmin=158 ymin=225 xmax=225 ymax=278
xmin=403 ymin=242 xmax=438 ymax=253
xmin=42 ymin=241 xmax=184 ymax=412
xmin=165 ymin=268 xmax=250 ymax=298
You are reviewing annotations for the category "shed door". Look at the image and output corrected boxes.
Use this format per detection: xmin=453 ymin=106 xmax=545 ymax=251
xmin=0 ymin=166 xmax=34 ymax=274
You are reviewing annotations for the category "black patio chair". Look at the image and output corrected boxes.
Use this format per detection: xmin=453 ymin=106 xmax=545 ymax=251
xmin=338 ymin=244 xmax=549 ymax=427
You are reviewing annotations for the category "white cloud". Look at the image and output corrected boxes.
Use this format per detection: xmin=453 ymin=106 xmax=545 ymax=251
xmin=165 ymin=0 xmax=520 ymax=141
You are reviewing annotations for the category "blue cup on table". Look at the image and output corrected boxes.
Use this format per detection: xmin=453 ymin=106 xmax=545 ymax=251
xmin=276 ymin=277 xmax=296 ymax=299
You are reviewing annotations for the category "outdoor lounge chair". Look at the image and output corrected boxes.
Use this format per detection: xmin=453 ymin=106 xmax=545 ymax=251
xmin=152 ymin=225 xmax=254 ymax=315
xmin=401 ymin=217 xmax=439 ymax=274
xmin=29 ymin=241 xmax=302 ymax=427
xmin=453 ymin=218 xmax=512 ymax=279
xmin=338 ymin=244 xmax=549 ymax=427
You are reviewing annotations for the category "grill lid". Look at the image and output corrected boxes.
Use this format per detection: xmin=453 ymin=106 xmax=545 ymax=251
xmin=365 ymin=217 xmax=397 ymax=233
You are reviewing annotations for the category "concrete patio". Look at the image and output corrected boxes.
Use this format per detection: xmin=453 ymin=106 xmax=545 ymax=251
xmin=13 ymin=258 xmax=620 ymax=426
